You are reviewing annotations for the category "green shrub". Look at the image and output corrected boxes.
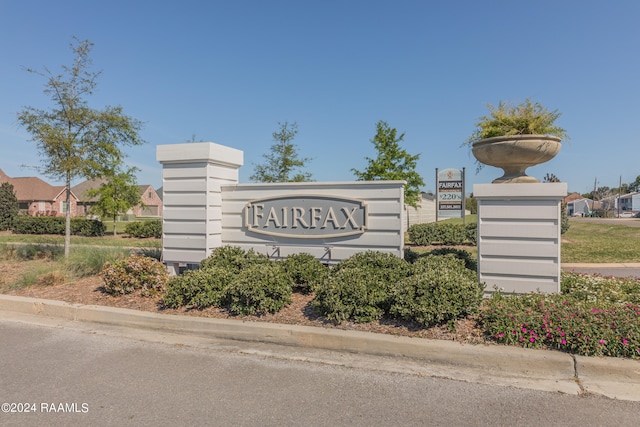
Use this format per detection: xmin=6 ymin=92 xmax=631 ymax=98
xmin=282 ymin=253 xmax=328 ymax=293
xmin=391 ymin=255 xmax=483 ymax=327
xmin=12 ymin=216 xmax=65 ymax=235
xmin=225 ymin=263 xmax=293 ymax=316
xmin=407 ymin=223 xmax=438 ymax=246
xmin=313 ymin=267 xmax=391 ymax=323
xmin=465 ymin=223 xmax=478 ymax=245
xmin=331 ymin=251 xmax=409 ymax=279
xmin=313 ymin=251 xmax=410 ymax=323
xmin=407 ymin=222 xmax=477 ymax=246
xmin=101 ymin=254 xmax=169 ymax=297
xmin=71 ymin=218 xmax=106 ymax=236
xmin=412 ymin=247 xmax=477 ymax=272
xmin=11 ymin=216 xmax=105 ymax=236
xmin=199 ymin=245 xmax=269 ymax=273
xmin=163 ymin=267 xmax=235 ymax=309
xmin=124 ymin=220 xmax=161 ymax=238
xmin=403 ymin=248 xmax=420 ymax=263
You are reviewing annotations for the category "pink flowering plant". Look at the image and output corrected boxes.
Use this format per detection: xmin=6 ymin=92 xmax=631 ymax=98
xmin=481 ymin=272 xmax=640 ymax=359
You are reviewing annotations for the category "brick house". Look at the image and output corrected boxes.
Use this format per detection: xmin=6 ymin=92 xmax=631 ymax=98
xmin=0 ymin=168 xmax=79 ymax=217
xmin=72 ymin=179 xmax=162 ymax=217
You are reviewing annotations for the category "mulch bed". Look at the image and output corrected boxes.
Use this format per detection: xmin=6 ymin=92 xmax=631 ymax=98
xmin=0 ymin=258 xmax=488 ymax=345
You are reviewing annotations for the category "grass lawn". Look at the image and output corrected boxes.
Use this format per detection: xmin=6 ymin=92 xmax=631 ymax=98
xmin=562 ymin=220 xmax=640 ymax=263
xmin=1 ymin=218 xmax=638 ymax=262
xmin=0 ymin=233 xmax=160 ymax=248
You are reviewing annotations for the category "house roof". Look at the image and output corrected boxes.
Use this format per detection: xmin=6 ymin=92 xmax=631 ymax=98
xmin=563 ymin=192 xmax=584 ymax=203
xmin=72 ymin=179 xmax=156 ymax=202
xmin=71 ymin=178 xmax=108 ymax=202
xmin=0 ymin=169 xmax=76 ymax=202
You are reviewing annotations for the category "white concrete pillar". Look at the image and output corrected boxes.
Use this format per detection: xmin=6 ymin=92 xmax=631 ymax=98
xmin=474 ymin=182 xmax=567 ymax=294
xmin=156 ymin=143 xmax=243 ymax=272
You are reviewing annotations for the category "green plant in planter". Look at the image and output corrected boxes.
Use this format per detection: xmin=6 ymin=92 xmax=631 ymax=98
xmin=465 ymin=99 xmax=569 ymax=182
xmin=466 ymin=98 xmax=568 ymax=145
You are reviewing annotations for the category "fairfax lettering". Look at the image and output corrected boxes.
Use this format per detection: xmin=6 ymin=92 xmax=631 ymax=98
xmin=244 ymin=196 xmax=367 ymax=238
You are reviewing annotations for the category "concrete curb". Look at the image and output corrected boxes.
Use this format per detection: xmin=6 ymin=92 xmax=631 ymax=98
xmin=562 ymin=263 xmax=640 ymax=268
xmin=1 ymin=294 xmax=640 ymax=401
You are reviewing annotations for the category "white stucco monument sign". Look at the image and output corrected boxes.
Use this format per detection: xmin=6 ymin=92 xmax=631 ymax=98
xmin=157 ymin=142 xmax=405 ymax=275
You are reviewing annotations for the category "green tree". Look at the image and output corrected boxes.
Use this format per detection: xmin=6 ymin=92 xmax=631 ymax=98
xmin=628 ymin=175 xmax=640 ymax=193
xmin=543 ymin=173 xmax=560 ymax=183
xmin=352 ymin=120 xmax=425 ymax=208
xmin=17 ymin=38 xmax=145 ymax=256
xmin=0 ymin=182 xmax=19 ymax=231
xmin=465 ymin=196 xmax=477 ymax=214
xmin=86 ymin=167 xmax=143 ymax=236
xmin=250 ymin=121 xmax=312 ymax=182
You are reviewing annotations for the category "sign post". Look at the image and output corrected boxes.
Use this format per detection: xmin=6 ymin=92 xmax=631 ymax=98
xmin=436 ymin=168 xmax=465 ymax=221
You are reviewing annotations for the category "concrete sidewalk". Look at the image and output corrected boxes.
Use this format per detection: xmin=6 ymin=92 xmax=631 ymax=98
xmin=1 ymin=294 xmax=640 ymax=402
xmin=562 ymin=263 xmax=640 ymax=278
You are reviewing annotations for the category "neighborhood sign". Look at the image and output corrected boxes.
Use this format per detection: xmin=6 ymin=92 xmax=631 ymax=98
xmin=244 ymin=195 xmax=368 ymax=238
xmin=436 ymin=168 xmax=464 ymax=220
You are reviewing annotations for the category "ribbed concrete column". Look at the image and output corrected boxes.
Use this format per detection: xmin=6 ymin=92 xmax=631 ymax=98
xmin=157 ymin=143 xmax=243 ymax=275
xmin=474 ymin=183 xmax=567 ymax=294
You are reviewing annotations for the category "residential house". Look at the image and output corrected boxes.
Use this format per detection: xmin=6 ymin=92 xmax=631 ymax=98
xmin=619 ymin=191 xmax=640 ymax=213
xmin=72 ymin=179 xmax=162 ymax=218
xmin=0 ymin=168 xmax=79 ymax=217
xmin=131 ymin=185 xmax=163 ymax=217
xmin=600 ymin=192 xmax=640 ymax=216
xmin=566 ymin=198 xmax=595 ymax=217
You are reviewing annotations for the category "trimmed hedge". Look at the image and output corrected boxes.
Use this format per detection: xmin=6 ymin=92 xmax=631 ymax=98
xmin=124 ymin=220 xmax=162 ymax=238
xmin=162 ymin=246 xmax=483 ymax=331
xmin=225 ymin=263 xmax=293 ymax=316
xmin=12 ymin=216 xmax=105 ymax=237
xmin=407 ymin=247 xmax=477 ymax=272
xmin=312 ymin=251 xmax=411 ymax=323
xmin=282 ymin=252 xmax=329 ymax=293
xmin=390 ymin=255 xmax=483 ymax=327
xmin=407 ymin=222 xmax=477 ymax=246
xmin=199 ymin=245 xmax=270 ymax=273
xmin=163 ymin=267 xmax=235 ymax=309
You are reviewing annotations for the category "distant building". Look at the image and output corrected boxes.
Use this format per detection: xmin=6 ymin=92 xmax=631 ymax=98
xmin=597 ymin=192 xmax=640 ymax=216
xmin=72 ymin=179 xmax=162 ymax=218
xmin=405 ymin=193 xmax=436 ymax=230
xmin=0 ymin=168 xmax=79 ymax=217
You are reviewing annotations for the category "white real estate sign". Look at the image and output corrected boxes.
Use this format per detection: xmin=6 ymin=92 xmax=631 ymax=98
xmin=437 ymin=168 xmax=464 ymax=220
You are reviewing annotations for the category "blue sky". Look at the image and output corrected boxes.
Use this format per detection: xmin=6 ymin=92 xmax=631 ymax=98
xmin=1 ymin=1 xmax=638 ymax=195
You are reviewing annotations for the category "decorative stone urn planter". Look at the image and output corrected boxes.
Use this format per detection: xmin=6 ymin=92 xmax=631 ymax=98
xmin=471 ymin=134 xmax=561 ymax=183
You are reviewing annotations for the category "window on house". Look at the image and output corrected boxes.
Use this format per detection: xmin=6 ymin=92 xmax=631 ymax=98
xmin=148 ymin=192 xmax=152 ymax=199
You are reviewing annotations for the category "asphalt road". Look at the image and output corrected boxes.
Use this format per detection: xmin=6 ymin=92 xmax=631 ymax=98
xmin=2 ymin=319 xmax=640 ymax=427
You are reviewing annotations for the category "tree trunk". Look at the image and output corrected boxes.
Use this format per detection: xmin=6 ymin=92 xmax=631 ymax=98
xmin=64 ymin=173 xmax=71 ymax=258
